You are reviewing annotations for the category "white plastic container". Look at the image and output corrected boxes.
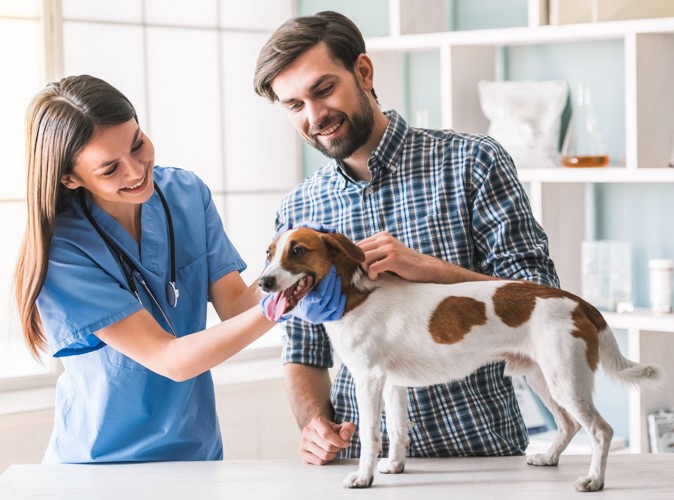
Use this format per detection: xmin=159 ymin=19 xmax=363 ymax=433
xmin=648 ymin=259 xmax=674 ymax=314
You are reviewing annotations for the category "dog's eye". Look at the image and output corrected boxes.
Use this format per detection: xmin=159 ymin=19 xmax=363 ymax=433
xmin=289 ymin=246 xmax=306 ymax=257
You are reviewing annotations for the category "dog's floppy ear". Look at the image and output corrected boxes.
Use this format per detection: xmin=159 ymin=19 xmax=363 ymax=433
xmin=321 ymin=232 xmax=365 ymax=263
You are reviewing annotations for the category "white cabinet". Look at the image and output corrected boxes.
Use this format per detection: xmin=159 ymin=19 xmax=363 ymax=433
xmin=365 ymin=0 xmax=674 ymax=452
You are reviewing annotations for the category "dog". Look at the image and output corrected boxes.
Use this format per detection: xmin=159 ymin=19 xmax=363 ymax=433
xmin=259 ymin=227 xmax=663 ymax=492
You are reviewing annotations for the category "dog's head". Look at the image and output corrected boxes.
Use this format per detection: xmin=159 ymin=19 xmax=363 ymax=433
xmin=259 ymin=227 xmax=365 ymax=321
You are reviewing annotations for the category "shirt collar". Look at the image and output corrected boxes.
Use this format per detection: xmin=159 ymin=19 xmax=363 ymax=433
xmin=371 ymin=110 xmax=408 ymax=172
xmin=333 ymin=109 xmax=409 ymax=184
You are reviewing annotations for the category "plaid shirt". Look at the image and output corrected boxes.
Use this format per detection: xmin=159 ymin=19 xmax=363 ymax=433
xmin=278 ymin=110 xmax=559 ymax=458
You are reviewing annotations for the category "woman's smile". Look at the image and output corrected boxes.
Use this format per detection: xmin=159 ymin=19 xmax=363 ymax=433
xmin=120 ymin=165 xmax=151 ymax=194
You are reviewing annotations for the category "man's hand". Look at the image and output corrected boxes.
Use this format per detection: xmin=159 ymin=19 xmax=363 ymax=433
xmin=358 ymin=231 xmax=497 ymax=284
xmin=357 ymin=231 xmax=441 ymax=282
xmin=299 ymin=416 xmax=356 ymax=465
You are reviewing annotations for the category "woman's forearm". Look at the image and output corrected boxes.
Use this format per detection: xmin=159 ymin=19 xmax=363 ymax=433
xmin=165 ymin=305 xmax=274 ymax=382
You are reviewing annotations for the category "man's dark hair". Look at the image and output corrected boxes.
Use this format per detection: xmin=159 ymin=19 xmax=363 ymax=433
xmin=254 ymin=11 xmax=377 ymax=102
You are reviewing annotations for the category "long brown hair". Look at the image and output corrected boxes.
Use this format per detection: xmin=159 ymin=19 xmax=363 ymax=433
xmin=254 ymin=10 xmax=378 ymax=103
xmin=15 ymin=75 xmax=136 ymax=359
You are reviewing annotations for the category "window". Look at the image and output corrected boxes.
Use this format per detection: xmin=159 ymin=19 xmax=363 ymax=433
xmin=1 ymin=0 xmax=298 ymax=388
xmin=0 ymin=0 xmax=55 ymax=388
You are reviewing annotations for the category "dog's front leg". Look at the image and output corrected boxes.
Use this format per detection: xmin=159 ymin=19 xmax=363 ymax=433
xmin=378 ymin=383 xmax=409 ymax=474
xmin=342 ymin=373 xmax=385 ymax=489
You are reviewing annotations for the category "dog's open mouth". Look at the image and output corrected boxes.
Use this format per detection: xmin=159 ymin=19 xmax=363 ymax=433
xmin=264 ymin=274 xmax=315 ymax=321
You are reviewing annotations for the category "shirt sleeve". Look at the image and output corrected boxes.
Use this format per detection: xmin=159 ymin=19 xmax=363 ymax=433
xmin=470 ymin=137 xmax=560 ymax=288
xmin=37 ymin=239 xmax=143 ymax=358
xmin=281 ymin=318 xmax=334 ymax=368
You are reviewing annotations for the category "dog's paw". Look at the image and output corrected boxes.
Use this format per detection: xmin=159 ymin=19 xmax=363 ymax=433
xmin=574 ymin=475 xmax=604 ymax=492
xmin=377 ymin=458 xmax=405 ymax=474
xmin=525 ymin=453 xmax=559 ymax=466
xmin=342 ymin=471 xmax=374 ymax=488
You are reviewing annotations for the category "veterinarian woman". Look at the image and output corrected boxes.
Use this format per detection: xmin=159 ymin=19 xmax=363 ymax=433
xmin=14 ymin=74 xmax=344 ymax=464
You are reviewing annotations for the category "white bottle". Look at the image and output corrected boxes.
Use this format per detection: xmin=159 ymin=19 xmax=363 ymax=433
xmin=648 ymin=259 xmax=674 ymax=314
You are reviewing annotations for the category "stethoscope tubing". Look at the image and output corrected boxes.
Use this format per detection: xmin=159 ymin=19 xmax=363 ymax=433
xmin=133 ymin=271 xmax=177 ymax=336
xmin=78 ymin=183 xmax=179 ymax=336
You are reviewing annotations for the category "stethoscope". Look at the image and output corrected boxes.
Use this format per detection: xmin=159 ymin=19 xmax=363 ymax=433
xmin=79 ymin=183 xmax=179 ymax=336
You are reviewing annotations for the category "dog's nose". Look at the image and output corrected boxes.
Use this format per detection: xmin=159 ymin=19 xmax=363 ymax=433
xmin=259 ymin=275 xmax=276 ymax=292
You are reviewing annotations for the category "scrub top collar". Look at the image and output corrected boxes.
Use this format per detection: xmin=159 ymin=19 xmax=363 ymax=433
xmin=81 ymin=188 xmax=165 ymax=278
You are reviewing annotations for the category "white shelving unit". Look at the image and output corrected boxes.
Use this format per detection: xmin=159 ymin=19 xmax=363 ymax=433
xmin=366 ymin=0 xmax=674 ymax=453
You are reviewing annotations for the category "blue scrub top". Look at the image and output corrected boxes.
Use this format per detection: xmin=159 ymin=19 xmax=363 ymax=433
xmin=37 ymin=166 xmax=246 ymax=463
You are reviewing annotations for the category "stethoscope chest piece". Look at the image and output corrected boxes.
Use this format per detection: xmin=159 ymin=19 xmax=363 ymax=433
xmin=166 ymin=281 xmax=179 ymax=308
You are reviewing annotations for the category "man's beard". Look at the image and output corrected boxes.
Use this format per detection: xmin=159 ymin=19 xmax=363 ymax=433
xmin=307 ymin=86 xmax=375 ymax=161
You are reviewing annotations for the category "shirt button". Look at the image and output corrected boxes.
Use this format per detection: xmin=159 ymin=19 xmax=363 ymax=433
xmin=408 ymin=421 xmax=416 ymax=429
xmin=390 ymin=166 xmax=397 ymax=173
xmin=365 ymin=187 xmax=374 ymax=195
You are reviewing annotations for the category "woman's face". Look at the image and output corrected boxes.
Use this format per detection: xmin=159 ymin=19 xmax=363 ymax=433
xmin=62 ymin=118 xmax=155 ymax=214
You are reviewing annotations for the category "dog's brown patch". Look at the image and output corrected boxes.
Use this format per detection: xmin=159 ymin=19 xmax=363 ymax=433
xmin=344 ymin=289 xmax=374 ymax=314
xmin=492 ymin=282 xmax=568 ymax=327
xmin=492 ymin=281 xmax=605 ymax=371
xmin=429 ymin=296 xmax=487 ymax=344
xmin=279 ymin=234 xmax=331 ymax=281
xmin=317 ymin=232 xmax=373 ymax=314
xmin=571 ymin=301 xmax=605 ymax=371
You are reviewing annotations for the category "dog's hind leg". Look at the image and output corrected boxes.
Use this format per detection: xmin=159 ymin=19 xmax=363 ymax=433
xmin=378 ymin=384 xmax=409 ymax=474
xmin=566 ymin=402 xmax=613 ymax=492
xmin=343 ymin=373 xmax=385 ymax=488
xmin=543 ymin=363 xmax=613 ymax=492
xmin=525 ymin=366 xmax=581 ymax=466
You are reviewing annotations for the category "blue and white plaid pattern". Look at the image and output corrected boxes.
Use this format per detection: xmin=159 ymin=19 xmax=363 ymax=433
xmin=278 ymin=110 xmax=559 ymax=458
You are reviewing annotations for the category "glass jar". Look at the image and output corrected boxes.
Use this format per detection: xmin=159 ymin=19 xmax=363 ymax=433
xmin=649 ymin=259 xmax=673 ymax=314
xmin=561 ymin=83 xmax=609 ymax=168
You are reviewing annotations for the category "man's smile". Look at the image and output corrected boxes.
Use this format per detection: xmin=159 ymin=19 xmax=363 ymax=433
xmin=316 ymin=119 xmax=344 ymax=137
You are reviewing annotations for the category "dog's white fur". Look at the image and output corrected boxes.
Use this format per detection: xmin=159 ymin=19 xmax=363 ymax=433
xmin=260 ymin=228 xmax=663 ymax=491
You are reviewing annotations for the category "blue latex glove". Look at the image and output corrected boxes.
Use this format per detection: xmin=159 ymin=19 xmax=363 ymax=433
xmin=261 ymin=265 xmax=346 ymax=324
xmin=273 ymin=220 xmax=336 ymax=240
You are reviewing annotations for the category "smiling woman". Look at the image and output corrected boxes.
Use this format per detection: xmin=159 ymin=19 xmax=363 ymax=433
xmin=10 ymin=68 xmax=348 ymax=465
xmin=1 ymin=0 xmax=314 ymax=474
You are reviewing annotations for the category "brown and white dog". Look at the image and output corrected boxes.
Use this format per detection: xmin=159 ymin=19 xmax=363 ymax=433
xmin=259 ymin=227 xmax=663 ymax=492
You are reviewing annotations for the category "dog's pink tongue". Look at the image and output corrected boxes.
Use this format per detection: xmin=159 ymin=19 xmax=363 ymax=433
xmin=264 ymin=292 xmax=288 ymax=322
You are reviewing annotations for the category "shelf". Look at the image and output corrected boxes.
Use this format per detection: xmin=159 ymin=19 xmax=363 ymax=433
xmin=517 ymin=167 xmax=674 ymax=183
xmin=368 ymin=0 xmax=674 ymax=456
xmin=366 ymin=16 xmax=674 ymax=51
xmin=603 ymin=309 xmax=674 ymax=332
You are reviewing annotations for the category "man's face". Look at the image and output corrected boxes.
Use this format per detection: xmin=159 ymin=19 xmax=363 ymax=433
xmin=270 ymin=43 xmax=375 ymax=161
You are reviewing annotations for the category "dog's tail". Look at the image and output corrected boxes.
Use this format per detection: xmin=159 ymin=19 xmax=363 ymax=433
xmin=599 ymin=326 xmax=664 ymax=389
